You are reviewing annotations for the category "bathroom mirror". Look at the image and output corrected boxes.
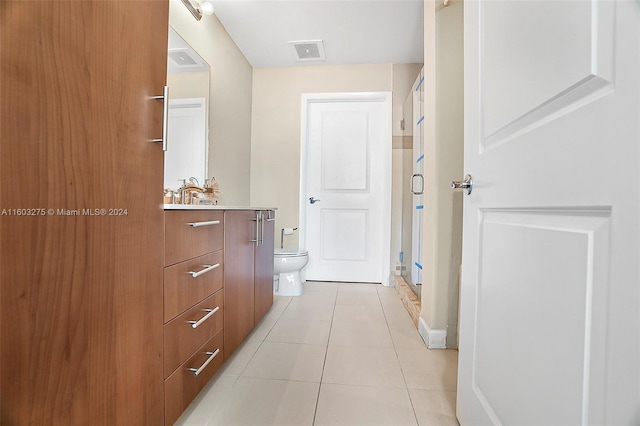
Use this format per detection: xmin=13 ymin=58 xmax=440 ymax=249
xmin=165 ymin=26 xmax=211 ymax=191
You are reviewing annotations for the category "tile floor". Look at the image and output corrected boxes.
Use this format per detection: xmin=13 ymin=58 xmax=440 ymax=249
xmin=175 ymin=281 xmax=459 ymax=426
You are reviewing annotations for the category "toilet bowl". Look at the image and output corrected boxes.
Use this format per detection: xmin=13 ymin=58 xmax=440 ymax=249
xmin=273 ymin=248 xmax=309 ymax=296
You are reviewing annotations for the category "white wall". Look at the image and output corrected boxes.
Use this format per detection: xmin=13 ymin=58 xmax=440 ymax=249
xmin=169 ymin=1 xmax=253 ymax=205
xmin=421 ymin=0 xmax=464 ymax=347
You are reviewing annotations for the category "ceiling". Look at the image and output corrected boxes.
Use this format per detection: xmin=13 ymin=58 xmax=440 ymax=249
xmin=209 ymin=0 xmax=424 ymax=68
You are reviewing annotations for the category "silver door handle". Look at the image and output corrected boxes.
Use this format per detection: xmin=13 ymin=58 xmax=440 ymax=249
xmin=309 ymin=197 xmax=321 ymax=204
xmin=187 ymin=306 xmax=220 ymax=329
xmin=188 ymin=349 xmax=220 ymax=377
xmin=451 ymin=174 xmax=473 ymax=195
xmin=150 ymin=85 xmax=169 ymax=151
xmin=187 ymin=220 xmax=220 ymax=227
xmin=186 ymin=263 xmax=220 ymax=278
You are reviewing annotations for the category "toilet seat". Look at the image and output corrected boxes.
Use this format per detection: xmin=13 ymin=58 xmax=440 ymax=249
xmin=275 ymin=248 xmax=308 ymax=257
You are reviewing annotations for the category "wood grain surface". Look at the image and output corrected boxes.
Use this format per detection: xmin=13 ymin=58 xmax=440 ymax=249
xmin=0 ymin=1 xmax=168 ymax=424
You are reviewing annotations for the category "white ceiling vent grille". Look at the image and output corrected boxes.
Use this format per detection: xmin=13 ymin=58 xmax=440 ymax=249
xmin=288 ymin=40 xmax=326 ymax=62
xmin=169 ymin=50 xmax=198 ymax=66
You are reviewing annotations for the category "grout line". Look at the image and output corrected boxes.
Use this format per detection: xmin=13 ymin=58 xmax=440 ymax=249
xmin=311 ymin=286 xmax=338 ymax=425
xmin=378 ymin=286 xmax=422 ymax=426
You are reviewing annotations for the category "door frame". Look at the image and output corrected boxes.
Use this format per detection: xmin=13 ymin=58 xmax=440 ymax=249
xmin=299 ymin=92 xmax=393 ymax=286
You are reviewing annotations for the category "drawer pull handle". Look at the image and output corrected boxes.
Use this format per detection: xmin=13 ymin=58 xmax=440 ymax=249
xmin=187 ymin=220 xmax=220 ymax=228
xmin=188 ymin=306 xmax=220 ymax=329
xmin=187 ymin=263 xmax=220 ymax=278
xmin=188 ymin=348 xmax=220 ymax=377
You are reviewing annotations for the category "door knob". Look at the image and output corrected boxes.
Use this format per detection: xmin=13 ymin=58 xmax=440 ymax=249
xmin=309 ymin=197 xmax=321 ymax=204
xmin=451 ymin=174 xmax=473 ymax=195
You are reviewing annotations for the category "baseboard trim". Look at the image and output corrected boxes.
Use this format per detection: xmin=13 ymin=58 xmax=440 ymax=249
xmin=418 ymin=317 xmax=447 ymax=349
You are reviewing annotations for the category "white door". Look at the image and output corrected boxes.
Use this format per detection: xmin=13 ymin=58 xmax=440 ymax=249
xmin=301 ymin=93 xmax=392 ymax=284
xmin=457 ymin=1 xmax=639 ymax=425
xmin=164 ymin=98 xmax=207 ymax=189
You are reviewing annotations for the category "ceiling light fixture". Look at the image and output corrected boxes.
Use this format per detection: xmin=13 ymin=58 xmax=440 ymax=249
xmin=180 ymin=0 xmax=214 ymax=21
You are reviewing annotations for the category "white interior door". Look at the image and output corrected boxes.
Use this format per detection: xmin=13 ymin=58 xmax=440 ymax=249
xmin=458 ymin=1 xmax=639 ymax=425
xmin=164 ymin=98 xmax=207 ymax=189
xmin=301 ymin=93 xmax=392 ymax=284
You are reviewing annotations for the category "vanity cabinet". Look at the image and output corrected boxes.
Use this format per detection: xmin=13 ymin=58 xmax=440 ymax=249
xmin=255 ymin=210 xmax=276 ymax=323
xmin=224 ymin=210 xmax=275 ymax=358
xmin=0 ymin=0 xmax=168 ymax=424
xmin=163 ymin=210 xmax=225 ymax=426
xmin=223 ymin=210 xmax=257 ymax=358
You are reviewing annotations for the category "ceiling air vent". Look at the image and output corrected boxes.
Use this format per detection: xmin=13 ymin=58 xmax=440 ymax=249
xmin=169 ymin=50 xmax=198 ymax=66
xmin=288 ymin=40 xmax=326 ymax=62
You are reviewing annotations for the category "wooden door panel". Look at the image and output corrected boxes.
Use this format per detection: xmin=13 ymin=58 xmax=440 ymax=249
xmin=164 ymin=290 xmax=224 ymax=379
xmin=255 ymin=211 xmax=275 ymax=324
xmin=0 ymin=1 xmax=168 ymax=424
xmin=165 ymin=210 xmax=224 ymax=266
xmin=223 ymin=210 xmax=256 ymax=359
xmin=163 ymin=250 xmax=224 ymax=322
xmin=164 ymin=330 xmax=224 ymax=426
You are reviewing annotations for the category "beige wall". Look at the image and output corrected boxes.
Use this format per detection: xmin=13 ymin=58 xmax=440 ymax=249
xmin=167 ymin=71 xmax=209 ymax=100
xmin=250 ymin=64 xmax=394 ymax=249
xmin=421 ymin=0 xmax=464 ymax=347
xmin=169 ymin=1 xmax=253 ymax=205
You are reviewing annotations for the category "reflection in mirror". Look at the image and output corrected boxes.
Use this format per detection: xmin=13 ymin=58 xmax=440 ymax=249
xmin=165 ymin=26 xmax=210 ymax=192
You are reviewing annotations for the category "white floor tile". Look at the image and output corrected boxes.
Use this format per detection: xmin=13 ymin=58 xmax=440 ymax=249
xmin=246 ymin=315 xmax=279 ymax=343
xmin=208 ymin=377 xmax=319 ymax=426
xmin=335 ymin=290 xmax=381 ymax=306
xmin=329 ymin=320 xmax=393 ymax=348
xmin=332 ymin=304 xmax=386 ymax=324
xmin=218 ymin=339 xmax=262 ymax=376
xmin=322 ymin=345 xmax=405 ymax=388
xmin=182 ymin=281 xmax=460 ymax=426
xmin=397 ymin=348 xmax=459 ymax=391
xmin=388 ymin=320 xmax=428 ymax=351
xmin=280 ymin=298 xmax=335 ymax=321
xmin=409 ymin=389 xmax=459 ymax=426
xmin=305 ymin=281 xmax=340 ymax=292
xmin=314 ymin=383 xmax=418 ymax=426
xmin=338 ymin=282 xmax=380 ymax=292
xmin=266 ymin=318 xmax=332 ymax=345
xmin=174 ymin=374 xmax=238 ymax=425
xmin=381 ymin=301 xmax=416 ymax=325
xmin=241 ymin=341 xmax=327 ymax=383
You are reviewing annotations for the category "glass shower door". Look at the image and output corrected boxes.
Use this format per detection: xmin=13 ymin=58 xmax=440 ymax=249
xmin=401 ymin=69 xmax=424 ymax=298
xmin=410 ymin=70 xmax=424 ymax=292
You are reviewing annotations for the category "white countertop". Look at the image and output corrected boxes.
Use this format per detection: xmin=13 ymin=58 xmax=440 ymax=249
xmin=163 ymin=204 xmax=277 ymax=211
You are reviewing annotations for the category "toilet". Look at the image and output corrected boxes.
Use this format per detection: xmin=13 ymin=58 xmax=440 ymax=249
xmin=273 ymin=248 xmax=309 ymax=296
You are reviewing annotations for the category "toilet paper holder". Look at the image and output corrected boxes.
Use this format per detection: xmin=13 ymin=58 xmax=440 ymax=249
xmin=281 ymin=227 xmax=298 ymax=248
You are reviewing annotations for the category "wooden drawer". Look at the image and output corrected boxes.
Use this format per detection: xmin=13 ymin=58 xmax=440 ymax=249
xmin=164 ymin=250 xmax=223 ymax=322
xmin=164 ymin=330 xmax=224 ymax=426
xmin=165 ymin=210 xmax=224 ymax=266
xmin=164 ymin=290 xmax=224 ymax=378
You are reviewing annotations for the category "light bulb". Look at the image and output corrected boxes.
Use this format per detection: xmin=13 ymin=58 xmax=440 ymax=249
xmin=200 ymin=1 xmax=214 ymax=15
